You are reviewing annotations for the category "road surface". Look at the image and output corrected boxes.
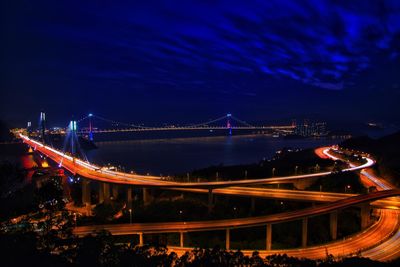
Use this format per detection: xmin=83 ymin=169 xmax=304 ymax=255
xmin=20 ymin=134 xmax=373 ymax=188
xmin=20 ymin=134 xmax=400 ymax=261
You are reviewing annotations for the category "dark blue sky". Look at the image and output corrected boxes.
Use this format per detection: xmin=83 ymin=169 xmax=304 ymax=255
xmin=1 ymin=0 xmax=400 ymax=127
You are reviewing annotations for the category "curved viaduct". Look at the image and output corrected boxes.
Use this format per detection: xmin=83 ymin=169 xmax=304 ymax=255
xmin=19 ymin=134 xmax=400 ymax=261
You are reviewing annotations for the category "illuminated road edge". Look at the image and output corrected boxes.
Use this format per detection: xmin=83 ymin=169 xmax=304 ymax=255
xmin=20 ymin=134 xmax=400 ymax=261
xmin=19 ymin=134 xmax=374 ymax=188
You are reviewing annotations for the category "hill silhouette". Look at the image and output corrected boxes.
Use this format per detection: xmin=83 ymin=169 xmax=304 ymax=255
xmin=341 ymin=131 xmax=400 ymax=186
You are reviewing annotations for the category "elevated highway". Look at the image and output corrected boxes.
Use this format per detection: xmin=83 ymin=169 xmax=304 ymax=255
xmin=74 ymin=189 xmax=400 ymax=235
xmin=173 ymin=187 xmax=400 ymax=209
xmin=20 ymin=134 xmax=373 ymax=188
xmin=20 ymin=134 xmax=400 ymax=261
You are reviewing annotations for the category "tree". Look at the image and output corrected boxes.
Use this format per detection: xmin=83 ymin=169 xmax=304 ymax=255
xmin=0 ymin=161 xmax=25 ymax=196
xmin=34 ymin=176 xmax=66 ymax=211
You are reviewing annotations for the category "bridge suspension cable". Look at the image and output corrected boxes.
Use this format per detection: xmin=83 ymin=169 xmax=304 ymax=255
xmin=88 ymin=115 xmax=151 ymax=129
xmin=77 ymin=115 xmax=91 ymax=123
xmin=188 ymin=115 xmax=229 ymax=127
xmin=75 ymin=113 xmax=256 ymax=130
xmin=230 ymin=115 xmax=255 ymax=127
xmin=60 ymin=121 xmax=89 ymax=164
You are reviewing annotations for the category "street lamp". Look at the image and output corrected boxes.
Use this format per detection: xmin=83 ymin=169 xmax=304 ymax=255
xmin=179 ymin=210 xmax=183 ymax=222
xmin=129 ymin=209 xmax=132 ymax=224
xmin=272 ymin=167 xmax=276 ymax=177
xmin=295 ymin=166 xmax=299 ymax=175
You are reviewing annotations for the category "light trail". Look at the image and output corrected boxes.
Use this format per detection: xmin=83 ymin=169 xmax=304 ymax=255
xmin=20 ymin=134 xmax=400 ymax=261
xmin=20 ymin=134 xmax=374 ymax=188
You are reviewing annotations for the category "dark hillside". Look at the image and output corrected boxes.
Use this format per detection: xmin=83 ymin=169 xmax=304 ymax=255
xmin=341 ymin=131 xmax=400 ymax=186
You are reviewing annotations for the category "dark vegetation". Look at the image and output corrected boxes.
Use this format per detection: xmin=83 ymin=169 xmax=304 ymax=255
xmin=307 ymin=171 xmax=366 ymax=194
xmin=341 ymin=131 xmax=400 ymax=187
xmin=0 ymin=182 xmax=35 ymax=219
xmin=0 ymin=160 xmax=25 ymax=195
xmin=87 ymin=191 xmax=311 ymax=224
xmin=0 ymin=161 xmax=35 ymax=219
xmin=1 ymin=231 xmax=400 ymax=267
xmin=174 ymin=148 xmax=338 ymax=181
xmin=0 ymin=120 xmax=14 ymax=142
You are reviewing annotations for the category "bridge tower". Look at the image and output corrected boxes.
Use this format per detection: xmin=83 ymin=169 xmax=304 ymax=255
xmin=39 ymin=112 xmax=46 ymax=143
xmin=88 ymin=113 xmax=94 ymax=141
xmin=27 ymin=121 xmax=32 ymax=135
xmin=69 ymin=120 xmax=77 ymax=158
xmin=226 ymin=113 xmax=232 ymax=135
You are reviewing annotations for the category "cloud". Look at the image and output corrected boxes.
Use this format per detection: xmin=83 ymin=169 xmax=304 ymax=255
xmin=4 ymin=0 xmax=400 ymax=93
xmin=312 ymin=81 xmax=344 ymax=90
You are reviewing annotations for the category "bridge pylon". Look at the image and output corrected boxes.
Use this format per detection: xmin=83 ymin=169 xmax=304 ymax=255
xmin=88 ymin=113 xmax=94 ymax=141
xmin=226 ymin=113 xmax=232 ymax=135
xmin=39 ymin=112 xmax=46 ymax=144
xmin=69 ymin=120 xmax=78 ymax=159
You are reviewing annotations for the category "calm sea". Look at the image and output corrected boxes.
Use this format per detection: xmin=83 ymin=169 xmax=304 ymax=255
xmin=86 ymin=135 xmax=336 ymax=176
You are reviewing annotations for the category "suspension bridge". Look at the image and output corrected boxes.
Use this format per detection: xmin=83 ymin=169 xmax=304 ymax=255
xmin=27 ymin=112 xmax=295 ymax=143
xmin=23 ymin=111 xmax=295 ymax=166
xmin=72 ymin=113 xmax=293 ymax=138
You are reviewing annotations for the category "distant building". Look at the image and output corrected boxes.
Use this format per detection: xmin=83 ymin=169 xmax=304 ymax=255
xmin=294 ymin=120 xmax=328 ymax=137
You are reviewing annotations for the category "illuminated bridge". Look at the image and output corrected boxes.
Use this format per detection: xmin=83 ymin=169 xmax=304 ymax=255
xmin=33 ymin=112 xmax=294 ymax=140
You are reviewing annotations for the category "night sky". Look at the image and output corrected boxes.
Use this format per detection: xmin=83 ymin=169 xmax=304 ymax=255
xmin=1 ymin=1 xmax=400 ymax=127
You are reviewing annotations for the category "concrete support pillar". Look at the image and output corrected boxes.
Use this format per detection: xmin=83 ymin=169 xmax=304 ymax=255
xmin=103 ymin=183 xmax=111 ymax=203
xmin=226 ymin=228 xmax=230 ymax=250
xmin=98 ymin=182 xmax=104 ymax=203
xmin=61 ymin=176 xmax=70 ymax=200
xmin=208 ymin=188 xmax=213 ymax=213
xmin=139 ymin=233 xmax=143 ymax=246
xmin=143 ymin=188 xmax=151 ymax=206
xmin=99 ymin=182 xmax=110 ymax=203
xmin=127 ymin=186 xmax=133 ymax=210
xmin=302 ymin=218 xmax=308 ymax=247
xmin=360 ymin=203 xmax=371 ymax=229
xmin=330 ymin=211 xmax=338 ymax=240
xmin=112 ymin=184 xmax=119 ymax=199
xmin=180 ymin=232 xmax=184 ymax=248
xmin=82 ymin=179 xmax=91 ymax=216
xmin=266 ymin=223 xmax=272 ymax=250
xmin=82 ymin=179 xmax=90 ymax=204
xmin=251 ymin=197 xmax=256 ymax=214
